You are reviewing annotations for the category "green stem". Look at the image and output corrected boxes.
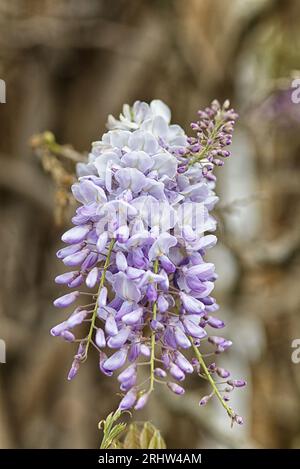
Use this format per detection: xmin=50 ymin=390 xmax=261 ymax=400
xmin=99 ymin=409 xmax=127 ymax=449
xmin=190 ymin=338 xmax=235 ymax=418
xmin=187 ymin=118 xmax=223 ymax=167
xmin=85 ymin=238 xmax=115 ymax=358
xmin=149 ymin=259 xmax=159 ymax=392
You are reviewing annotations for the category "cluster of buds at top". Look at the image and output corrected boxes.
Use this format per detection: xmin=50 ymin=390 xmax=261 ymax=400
xmin=51 ymin=99 xmax=245 ymax=424
xmin=178 ymin=99 xmax=239 ymax=180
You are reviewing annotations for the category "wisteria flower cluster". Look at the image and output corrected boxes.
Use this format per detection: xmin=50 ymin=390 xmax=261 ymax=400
xmin=52 ymin=99 xmax=245 ymax=424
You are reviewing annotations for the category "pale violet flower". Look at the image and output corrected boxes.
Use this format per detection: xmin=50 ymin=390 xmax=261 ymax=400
xmin=52 ymin=99 xmax=244 ymax=424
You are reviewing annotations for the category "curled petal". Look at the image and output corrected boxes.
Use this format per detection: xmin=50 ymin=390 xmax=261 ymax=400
xmin=107 ymin=327 xmax=130 ymax=348
xmin=157 ymin=295 xmax=169 ymax=313
xmin=227 ymin=379 xmax=246 ymax=388
xmin=62 ymin=225 xmax=90 ymax=244
xmin=128 ymin=343 xmax=140 ymax=362
xmin=103 ymin=348 xmax=128 ymax=371
xmin=115 ymin=167 xmax=146 ymax=193
xmin=199 ymin=395 xmax=212 ymax=406
xmin=56 ymin=243 xmax=83 ymax=259
xmin=118 ymin=364 xmax=137 ymax=383
xmin=86 ymin=267 xmax=99 ymax=288
xmin=217 ymin=340 xmax=232 ymax=353
xmin=160 ymin=255 xmax=176 ymax=274
xmin=120 ymin=375 xmax=137 ymax=392
xmin=116 ymin=251 xmax=128 ymax=272
xmin=122 ymin=308 xmax=143 ymax=325
xmin=96 ymin=231 xmax=108 ymax=253
xmin=121 ymin=150 xmax=154 ymax=173
xmin=146 ymin=284 xmax=157 ymax=302
xmin=148 ymin=233 xmax=177 ymax=261
xmin=186 ymin=262 xmax=215 ymax=279
xmin=68 ymin=359 xmax=80 ymax=380
xmin=154 ymin=368 xmax=167 ymax=378
xmin=66 ymin=310 xmax=87 ymax=328
xmin=180 ymin=292 xmax=205 ymax=314
xmin=164 ymin=327 xmax=177 ymax=349
xmin=170 ymin=363 xmax=185 ymax=381
xmin=105 ymin=314 xmax=118 ymax=337
xmin=81 ymin=252 xmax=98 ymax=271
xmin=167 ymin=382 xmax=185 ymax=395
xmin=216 ymin=367 xmax=230 ymax=379
xmin=114 ymin=225 xmax=130 ymax=243
xmin=68 ymin=274 xmax=84 ymax=288
xmin=208 ymin=336 xmax=227 ymax=346
xmin=134 ymin=392 xmax=150 ymax=410
xmin=118 ymin=389 xmax=137 ymax=410
xmin=99 ymin=352 xmax=113 ymax=376
xmin=63 ymin=249 xmax=89 ymax=267
xmin=50 ymin=322 xmax=68 ymax=336
xmin=207 ymin=316 xmax=225 ymax=329
xmin=61 ymin=330 xmax=75 ymax=342
xmin=99 ymin=287 xmax=108 ymax=307
xmin=174 ymin=352 xmax=193 ymax=374
xmin=174 ymin=327 xmax=191 ymax=349
xmin=53 ymin=291 xmax=80 ymax=308
xmin=55 ymin=271 xmax=78 ymax=285
xmin=140 ymin=344 xmax=150 ymax=358
xmin=182 ymin=318 xmax=207 ymax=339
xmin=113 ymin=272 xmax=141 ymax=302
xmin=95 ymin=328 xmax=106 ymax=348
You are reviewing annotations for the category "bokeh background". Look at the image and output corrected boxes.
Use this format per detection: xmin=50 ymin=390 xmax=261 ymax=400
xmin=1 ymin=0 xmax=300 ymax=449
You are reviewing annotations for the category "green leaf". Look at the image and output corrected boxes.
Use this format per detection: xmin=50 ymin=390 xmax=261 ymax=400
xmin=99 ymin=410 xmax=127 ymax=449
xmin=148 ymin=430 xmax=166 ymax=449
xmin=123 ymin=423 xmax=141 ymax=449
xmin=140 ymin=422 xmax=154 ymax=449
xmin=139 ymin=422 xmax=166 ymax=449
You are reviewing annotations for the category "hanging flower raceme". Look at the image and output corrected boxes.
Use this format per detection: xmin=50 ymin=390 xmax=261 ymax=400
xmin=52 ymin=99 xmax=245 ymax=425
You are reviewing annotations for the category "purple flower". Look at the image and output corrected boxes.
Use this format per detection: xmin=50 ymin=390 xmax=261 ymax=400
xmin=227 ymin=379 xmax=247 ymax=388
xmin=167 ymin=382 xmax=185 ymax=395
xmin=154 ymin=368 xmax=167 ymax=378
xmin=107 ymin=327 xmax=130 ymax=348
xmin=53 ymin=291 xmax=80 ymax=308
xmin=174 ymin=352 xmax=193 ymax=374
xmin=86 ymin=267 xmax=98 ymax=288
xmin=121 ymin=308 xmax=143 ymax=325
xmin=118 ymin=365 xmax=137 ymax=383
xmin=95 ymin=328 xmax=106 ymax=348
xmin=118 ymin=389 xmax=137 ymax=410
xmin=61 ymin=225 xmax=91 ymax=244
xmin=134 ymin=392 xmax=149 ymax=410
xmin=170 ymin=363 xmax=185 ymax=381
xmin=103 ymin=348 xmax=128 ymax=372
xmin=68 ymin=359 xmax=80 ymax=380
xmin=180 ymin=293 xmax=205 ymax=315
xmin=105 ymin=314 xmax=118 ymax=337
xmin=55 ymin=271 xmax=78 ymax=285
xmin=52 ymin=99 xmax=244 ymax=422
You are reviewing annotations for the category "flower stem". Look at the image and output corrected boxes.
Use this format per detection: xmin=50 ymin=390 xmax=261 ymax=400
xmin=190 ymin=338 xmax=235 ymax=419
xmin=85 ymin=239 xmax=115 ymax=358
xmin=187 ymin=118 xmax=223 ymax=167
xmin=149 ymin=259 xmax=159 ymax=392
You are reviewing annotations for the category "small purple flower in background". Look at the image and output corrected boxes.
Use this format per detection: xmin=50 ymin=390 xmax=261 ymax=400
xmin=52 ymin=99 xmax=245 ymax=425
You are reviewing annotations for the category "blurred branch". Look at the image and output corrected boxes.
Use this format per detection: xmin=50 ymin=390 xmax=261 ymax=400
xmin=0 ymin=154 xmax=53 ymax=213
xmin=0 ymin=15 xmax=166 ymax=60
xmin=30 ymin=132 xmax=84 ymax=225
xmin=30 ymin=131 xmax=85 ymax=165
